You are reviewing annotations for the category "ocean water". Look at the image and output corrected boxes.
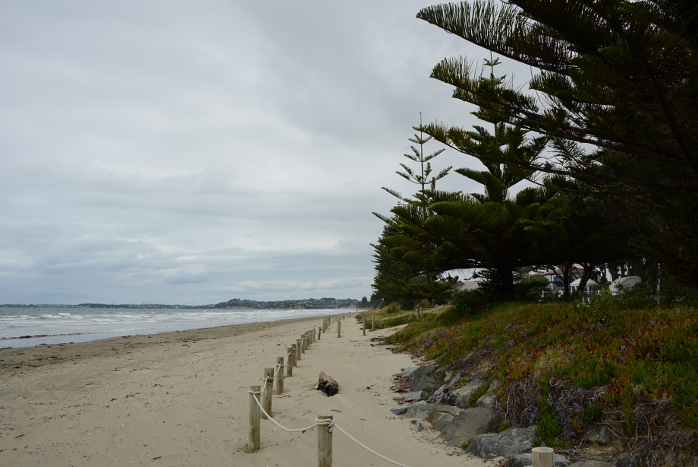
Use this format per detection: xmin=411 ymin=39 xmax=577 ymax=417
xmin=0 ymin=307 xmax=351 ymax=348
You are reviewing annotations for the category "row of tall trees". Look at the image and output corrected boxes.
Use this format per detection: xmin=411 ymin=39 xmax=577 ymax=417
xmin=372 ymin=0 xmax=697 ymax=303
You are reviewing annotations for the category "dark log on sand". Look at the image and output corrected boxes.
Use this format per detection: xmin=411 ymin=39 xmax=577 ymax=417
xmin=314 ymin=371 xmax=339 ymax=397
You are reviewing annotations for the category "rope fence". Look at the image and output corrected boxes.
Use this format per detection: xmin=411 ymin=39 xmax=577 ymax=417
xmin=358 ymin=310 xmax=424 ymax=334
xmin=243 ymin=312 xmax=556 ymax=467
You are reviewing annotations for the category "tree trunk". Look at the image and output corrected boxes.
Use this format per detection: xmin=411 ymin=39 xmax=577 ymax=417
xmin=576 ymin=263 xmax=595 ymax=299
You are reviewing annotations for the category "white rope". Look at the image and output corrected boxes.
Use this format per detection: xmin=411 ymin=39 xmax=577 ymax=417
xmin=315 ymin=417 xmax=335 ymax=432
xmin=260 ymin=377 xmax=268 ymax=394
xmin=333 ymin=423 xmax=413 ymax=467
xmin=244 ymin=318 xmax=414 ymax=467
xmin=259 ymin=362 xmax=283 ymax=394
xmin=248 ymin=389 xmax=320 ymax=432
xmin=247 ymin=391 xmax=415 ymax=467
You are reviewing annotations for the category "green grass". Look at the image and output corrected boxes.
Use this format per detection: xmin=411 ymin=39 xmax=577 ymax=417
xmin=385 ymin=301 xmax=698 ymax=432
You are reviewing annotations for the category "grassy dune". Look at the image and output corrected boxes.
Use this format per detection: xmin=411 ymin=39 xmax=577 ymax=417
xmin=360 ymin=300 xmax=698 ymax=464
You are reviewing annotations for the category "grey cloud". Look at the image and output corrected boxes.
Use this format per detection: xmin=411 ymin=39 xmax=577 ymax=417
xmin=0 ymin=0 xmax=500 ymax=304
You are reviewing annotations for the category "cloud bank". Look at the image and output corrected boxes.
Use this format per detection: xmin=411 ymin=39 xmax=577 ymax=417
xmin=0 ymin=0 xmax=491 ymax=304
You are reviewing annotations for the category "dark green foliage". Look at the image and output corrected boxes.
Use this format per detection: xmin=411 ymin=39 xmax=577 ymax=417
xmin=613 ymin=282 xmax=656 ymax=309
xmin=513 ymin=277 xmax=549 ymax=301
xmin=582 ymin=403 xmax=604 ymax=423
xmin=371 ymin=222 xmax=423 ymax=303
xmin=372 ymin=121 xmax=458 ymax=303
xmin=450 ymin=289 xmax=489 ymax=317
xmin=375 ymin=54 xmax=634 ymax=302
xmin=536 ymin=390 xmax=569 ymax=447
xmin=417 ymin=0 xmax=698 ymax=287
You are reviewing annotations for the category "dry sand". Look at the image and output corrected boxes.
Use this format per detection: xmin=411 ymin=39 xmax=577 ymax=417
xmin=0 ymin=315 xmax=495 ymax=467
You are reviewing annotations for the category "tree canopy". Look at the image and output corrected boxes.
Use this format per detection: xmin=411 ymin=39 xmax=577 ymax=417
xmin=417 ymin=0 xmax=698 ymax=284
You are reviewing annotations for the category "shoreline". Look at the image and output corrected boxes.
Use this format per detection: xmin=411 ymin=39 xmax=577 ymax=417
xmin=0 ymin=309 xmax=353 ymax=349
xmin=0 ymin=315 xmax=324 ymax=372
xmin=0 ymin=315 xmax=493 ymax=467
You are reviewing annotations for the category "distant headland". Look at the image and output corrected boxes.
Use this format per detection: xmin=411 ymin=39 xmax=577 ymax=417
xmin=1 ymin=297 xmax=359 ymax=310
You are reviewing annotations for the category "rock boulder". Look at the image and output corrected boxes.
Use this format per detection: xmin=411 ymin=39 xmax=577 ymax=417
xmin=394 ymin=390 xmax=425 ymax=402
xmin=447 ymin=378 xmax=484 ymax=408
xmin=404 ymin=402 xmax=439 ymax=420
xmin=584 ymin=426 xmax=615 ymax=445
xmin=426 ymin=405 xmax=462 ymax=431
xmin=438 ymin=407 xmax=501 ymax=447
xmin=404 ymin=363 xmax=436 ymax=392
xmin=466 ymin=426 xmax=537 ymax=459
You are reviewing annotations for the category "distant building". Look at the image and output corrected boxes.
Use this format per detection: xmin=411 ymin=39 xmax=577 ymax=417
xmin=530 ymin=268 xmax=585 ymax=295
xmin=570 ymin=278 xmax=599 ymax=294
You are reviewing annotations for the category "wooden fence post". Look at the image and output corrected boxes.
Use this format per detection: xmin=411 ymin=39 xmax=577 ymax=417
xmin=296 ymin=339 xmax=302 ymax=361
xmin=532 ymin=447 xmax=554 ymax=467
xmin=362 ymin=317 xmax=366 ymax=336
xmin=247 ymin=385 xmax=260 ymax=453
xmin=262 ymin=368 xmax=274 ymax=419
xmin=276 ymin=357 xmax=284 ymax=394
xmin=286 ymin=348 xmax=294 ymax=376
xmin=337 ymin=320 xmax=341 ymax=338
xmin=371 ymin=316 xmax=375 ymax=332
xmin=318 ymin=326 xmax=322 ymax=340
xmin=317 ymin=414 xmax=333 ymax=467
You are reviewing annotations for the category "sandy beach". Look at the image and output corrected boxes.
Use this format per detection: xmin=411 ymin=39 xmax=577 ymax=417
xmin=0 ymin=315 xmax=494 ymax=467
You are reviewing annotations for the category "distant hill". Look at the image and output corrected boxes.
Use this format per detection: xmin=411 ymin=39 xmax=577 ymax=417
xmin=3 ymin=298 xmax=358 ymax=310
xmin=213 ymin=297 xmax=357 ymax=309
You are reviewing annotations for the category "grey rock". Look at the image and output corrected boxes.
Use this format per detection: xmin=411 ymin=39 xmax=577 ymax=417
xmin=438 ymin=407 xmax=501 ymax=447
xmin=584 ymin=426 xmax=615 ymax=445
xmin=610 ymin=454 xmax=638 ymax=467
xmin=476 ymin=394 xmax=498 ymax=409
xmin=426 ymin=405 xmax=462 ymax=431
xmin=508 ymin=453 xmax=571 ymax=467
xmin=395 ymin=391 xmax=425 ymax=401
xmin=466 ymin=426 xmax=537 ymax=459
xmin=568 ymin=461 xmax=615 ymax=467
xmin=404 ymin=402 xmax=440 ymax=420
xmin=390 ymin=405 xmax=412 ymax=416
xmin=427 ymin=411 xmax=454 ymax=431
xmin=444 ymin=371 xmax=457 ymax=382
xmin=427 ymin=384 xmax=448 ymax=404
xmin=406 ymin=363 xmax=436 ymax=392
xmin=427 ymin=373 xmax=461 ymax=403
xmin=401 ymin=366 xmax=419 ymax=378
xmin=413 ymin=422 xmax=424 ymax=433
xmin=475 ymin=379 xmax=501 ymax=409
xmin=447 ymin=378 xmax=484 ymax=408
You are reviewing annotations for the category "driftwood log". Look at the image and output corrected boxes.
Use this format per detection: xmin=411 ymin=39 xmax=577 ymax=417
xmin=314 ymin=371 xmax=339 ymax=396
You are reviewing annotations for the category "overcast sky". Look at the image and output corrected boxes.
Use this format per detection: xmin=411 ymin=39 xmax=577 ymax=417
xmin=0 ymin=0 xmax=499 ymax=305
